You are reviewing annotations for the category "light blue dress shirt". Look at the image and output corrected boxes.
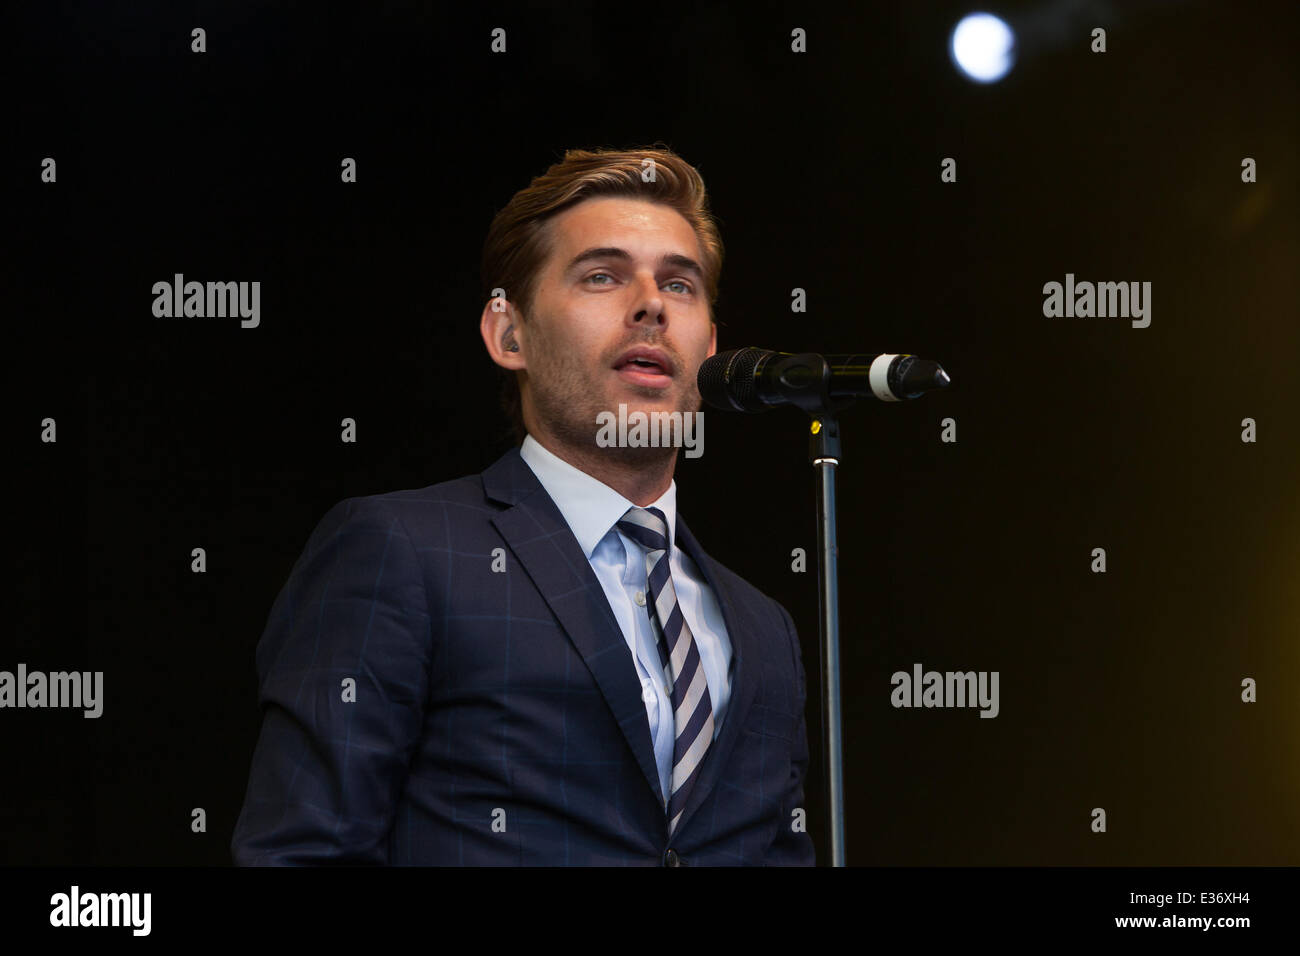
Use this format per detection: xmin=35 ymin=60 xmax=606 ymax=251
xmin=519 ymin=434 xmax=734 ymax=805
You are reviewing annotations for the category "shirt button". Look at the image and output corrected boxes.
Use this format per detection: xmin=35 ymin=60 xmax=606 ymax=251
xmin=634 ymin=590 xmax=646 ymax=606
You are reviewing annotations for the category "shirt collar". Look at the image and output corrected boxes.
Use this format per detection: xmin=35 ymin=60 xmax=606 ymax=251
xmin=519 ymin=433 xmax=677 ymax=558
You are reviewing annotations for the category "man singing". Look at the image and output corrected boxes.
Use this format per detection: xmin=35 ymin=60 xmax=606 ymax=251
xmin=232 ymin=145 xmax=815 ymax=865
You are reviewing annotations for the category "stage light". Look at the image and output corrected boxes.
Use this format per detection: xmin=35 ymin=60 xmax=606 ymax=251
xmin=950 ymin=12 xmax=1016 ymax=84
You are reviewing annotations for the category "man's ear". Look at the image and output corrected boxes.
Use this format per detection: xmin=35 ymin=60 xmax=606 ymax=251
xmin=706 ymin=319 xmax=717 ymax=359
xmin=480 ymin=296 xmax=526 ymax=371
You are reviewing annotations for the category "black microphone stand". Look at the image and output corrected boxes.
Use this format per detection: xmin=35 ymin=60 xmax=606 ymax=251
xmin=770 ymin=353 xmax=856 ymax=867
xmin=809 ymin=411 xmax=847 ymax=867
xmin=702 ymin=348 xmax=951 ymax=868
xmin=794 ymin=353 xmax=949 ymax=866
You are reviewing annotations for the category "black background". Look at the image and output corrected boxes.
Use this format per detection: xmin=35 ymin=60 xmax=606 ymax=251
xmin=7 ymin=0 xmax=1298 ymax=866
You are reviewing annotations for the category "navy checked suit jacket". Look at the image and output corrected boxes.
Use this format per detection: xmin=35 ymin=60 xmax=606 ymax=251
xmin=231 ymin=446 xmax=815 ymax=865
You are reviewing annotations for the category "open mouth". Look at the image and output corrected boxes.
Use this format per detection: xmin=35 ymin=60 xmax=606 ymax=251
xmin=617 ymin=357 xmax=666 ymax=373
xmin=613 ymin=349 xmax=674 ymax=388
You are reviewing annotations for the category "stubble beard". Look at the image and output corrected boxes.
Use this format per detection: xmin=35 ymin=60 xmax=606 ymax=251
xmin=525 ymin=324 xmax=701 ymax=470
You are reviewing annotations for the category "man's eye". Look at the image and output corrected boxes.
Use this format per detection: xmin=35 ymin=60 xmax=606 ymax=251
xmin=586 ymin=272 xmax=614 ymax=285
xmin=666 ymin=280 xmax=693 ymax=294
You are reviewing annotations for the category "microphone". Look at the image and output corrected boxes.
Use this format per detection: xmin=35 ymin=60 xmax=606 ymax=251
xmin=698 ymin=347 xmax=951 ymax=413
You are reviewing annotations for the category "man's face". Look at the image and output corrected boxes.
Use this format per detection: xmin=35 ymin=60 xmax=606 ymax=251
xmin=517 ymin=196 xmax=716 ymax=455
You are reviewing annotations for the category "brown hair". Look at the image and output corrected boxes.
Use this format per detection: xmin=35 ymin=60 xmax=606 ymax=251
xmin=480 ymin=144 xmax=724 ymax=445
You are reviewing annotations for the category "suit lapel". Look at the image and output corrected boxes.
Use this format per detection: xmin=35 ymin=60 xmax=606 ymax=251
xmin=669 ymin=514 xmax=759 ymax=839
xmin=483 ymin=448 xmax=664 ymax=809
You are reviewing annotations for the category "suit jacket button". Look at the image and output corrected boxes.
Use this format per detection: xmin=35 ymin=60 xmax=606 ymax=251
xmin=664 ymin=848 xmax=680 ymax=867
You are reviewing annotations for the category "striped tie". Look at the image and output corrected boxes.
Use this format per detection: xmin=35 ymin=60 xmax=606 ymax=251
xmin=617 ymin=506 xmax=713 ymax=838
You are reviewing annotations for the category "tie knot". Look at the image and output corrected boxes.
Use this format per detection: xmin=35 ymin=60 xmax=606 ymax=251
xmin=616 ymin=506 xmax=670 ymax=554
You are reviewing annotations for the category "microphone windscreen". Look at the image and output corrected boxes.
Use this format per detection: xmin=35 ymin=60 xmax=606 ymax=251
xmin=697 ymin=347 xmax=769 ymax=412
